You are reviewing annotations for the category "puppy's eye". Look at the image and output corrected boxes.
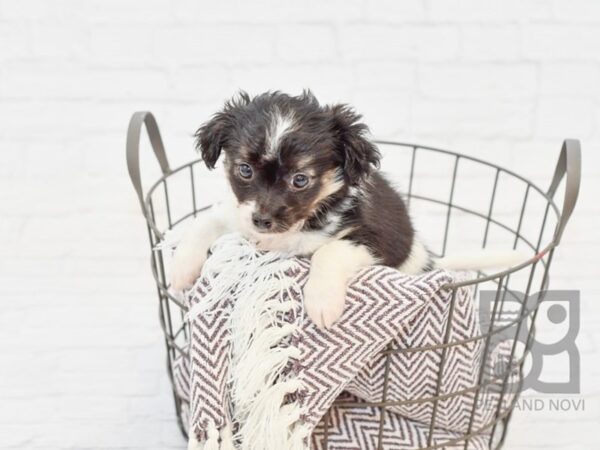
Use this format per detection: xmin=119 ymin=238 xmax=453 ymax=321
xmin=291 ymin=173 xmax=309 ymax=189
xmin=238 ymin=163 xmax=253 ymax=179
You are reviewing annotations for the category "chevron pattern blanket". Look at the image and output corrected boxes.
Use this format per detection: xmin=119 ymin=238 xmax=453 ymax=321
xmin=171 ymin=234 xmax=514 ymax=450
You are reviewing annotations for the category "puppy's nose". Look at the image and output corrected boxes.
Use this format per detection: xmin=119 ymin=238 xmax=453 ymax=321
xmin=252 ymin=212 xmax=273 ymax=231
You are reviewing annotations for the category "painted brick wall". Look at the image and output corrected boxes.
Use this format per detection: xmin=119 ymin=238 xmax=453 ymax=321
xmin=1 ymin=1 xmax=598 ymax=448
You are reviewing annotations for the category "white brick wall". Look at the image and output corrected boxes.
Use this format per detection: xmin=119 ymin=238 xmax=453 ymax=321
xmin=1 ymin=1 xmax=599 ymax=448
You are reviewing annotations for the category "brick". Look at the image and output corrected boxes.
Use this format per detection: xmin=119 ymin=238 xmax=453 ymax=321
xmin=29 ymin=421 xmax=180 ymax=448
xmin=153 ymin=100 xmax=227 ymax=140
xmin=517 ymin=0 xmax=556 ymax=19
xmin=512 ymin=140 xmax=570 ymax=177
xmin=24 ymin=140 xmax=83 ymax=178
xmin=171 ymin=66 xmax=234 ymax=101
xmin=364 ymin=0 xmax=426 ymax=22
xmin=87 ymin=68 xmax=172 ymax=100
xmin=554 ymin=0 xmax=600 ymax=22
xmin=173 ymin=0 xmax=281 ymax=22
xmin=264 ymin=0 xmax=365 ymax=21
xmin=0 ymin=100 xmax=156 ymax=140
xmin=461 ymin=25 xmax=521 ymax=61
xmin=428 ymin=0 xmax=515 ymax=21
xmin=0 ymin=140 xmax=27 ymax=178
xmin=0 ymin=0 xmax=58 ymax=20
xmin=354 ymin=62 xmax=416 ymax=90
xmin=31 ymin=23 xmax=87 ymax=59
xmin=442 ymin=139 xmax=516 ymax=169
xmin=0 ymin=62 xmax=87 ymax=100
xmin=339 ymin=25 xmax=460 ymax=61
xmin=540 ymin=63 xmax=600 ymax=97
xmin=524 ymin=25 xmax=600 ymax=60
xmin=83 ymin=0 xmax=173 ymax=22
xmin=418 ymin=63 xmax=537 ymax=100
xmin=0 ymin=426 xmax=32 ymax=446
xmin=413 ymin=99 xmax=535 ymax=138
xmin=172 ymin=0 xmax=362 ymax=22
xmin=275 ymin=25 xmax=337 ymax=63
xmin=350 ymin=90 xmax=412 ymax=138
xmin=81 ymin=133 xmax=129 ymax=178
xmin=230 ymin=65 xmax=354 ymax=103
xmin=535 ymin=98 xmax=595 ymax=139
xmin=0 ymin=22 xmax=30 ymax=62
xmin=428 ymin=0 xmax=553 ymax=21
xmin=154 ymin=25 xmax=275 ymax=64
xmin=89 ymin=24 xmax=156 ymax=64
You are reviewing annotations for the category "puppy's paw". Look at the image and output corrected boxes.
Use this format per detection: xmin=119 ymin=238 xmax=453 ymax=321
xmin=303 ymin=274 xmax=347 ymax=329
xmin=169 ymin=247 xmax=207 ymax=292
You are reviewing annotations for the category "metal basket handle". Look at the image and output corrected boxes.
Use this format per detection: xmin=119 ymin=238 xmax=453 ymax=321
xmin=548 ymin=139 xmax=581 ymax=246
xmin=126 ymin=111 xmax=171 ymax=216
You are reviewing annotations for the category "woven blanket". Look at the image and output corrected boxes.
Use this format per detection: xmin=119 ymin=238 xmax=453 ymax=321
xmin=171 ymin=234 xmax=515 ymax=450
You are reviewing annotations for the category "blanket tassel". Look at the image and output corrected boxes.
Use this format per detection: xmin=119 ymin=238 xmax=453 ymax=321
xmin=203 ymin=426 xmax=220 ymax=450
xmin=220 ymin=425 xmax=236 ymax=450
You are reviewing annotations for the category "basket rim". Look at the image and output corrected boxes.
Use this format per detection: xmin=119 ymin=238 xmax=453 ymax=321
xmin=143 ymin=141 xmax=561 ymax=290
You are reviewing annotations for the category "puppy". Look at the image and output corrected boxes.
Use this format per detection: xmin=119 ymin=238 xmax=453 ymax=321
xmin=169 ymin=91 xmax=519 ymax=328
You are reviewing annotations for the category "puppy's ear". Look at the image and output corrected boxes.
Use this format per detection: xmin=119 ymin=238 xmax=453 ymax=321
xmin=194 ymin=112 xmax=229 ymax=169
xmin=328 ymin=104 xmax=381 ymax=185
xmin=194 ymin=91 xmax=251 ymax=169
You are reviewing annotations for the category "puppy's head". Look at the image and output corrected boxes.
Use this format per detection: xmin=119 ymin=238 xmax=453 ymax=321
xmin=195 ymin=90 xmax=380 ymax=237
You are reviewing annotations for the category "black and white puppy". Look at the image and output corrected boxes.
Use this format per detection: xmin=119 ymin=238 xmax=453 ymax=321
xmin=169 ymin=91 xmax=515 ymax=327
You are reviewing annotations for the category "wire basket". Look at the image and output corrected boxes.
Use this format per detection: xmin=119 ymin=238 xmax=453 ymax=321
xmin=126 ymin=111 xmax=580 ymax=449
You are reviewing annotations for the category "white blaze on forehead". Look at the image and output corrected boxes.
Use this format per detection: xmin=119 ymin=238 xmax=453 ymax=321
xmin=266 ymin=111 xmax=295 ymax=158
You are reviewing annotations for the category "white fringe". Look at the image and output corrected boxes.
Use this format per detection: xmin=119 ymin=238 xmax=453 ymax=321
xmin=238 ymin=380 xmax=306 ymax=450
xmin=220 ymin=425 xmax=236 ymax=450
xmin=204 ymin=425 xmax=220 ymax=450
xmin=187 ymin=431 xmax=202 ymax=450
xmin=186 ymin=233 xmax=310 ymax=450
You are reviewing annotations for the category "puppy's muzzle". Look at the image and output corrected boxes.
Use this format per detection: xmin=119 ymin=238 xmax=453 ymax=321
xmin=252 ymin=212 xmax=274 ymax=231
